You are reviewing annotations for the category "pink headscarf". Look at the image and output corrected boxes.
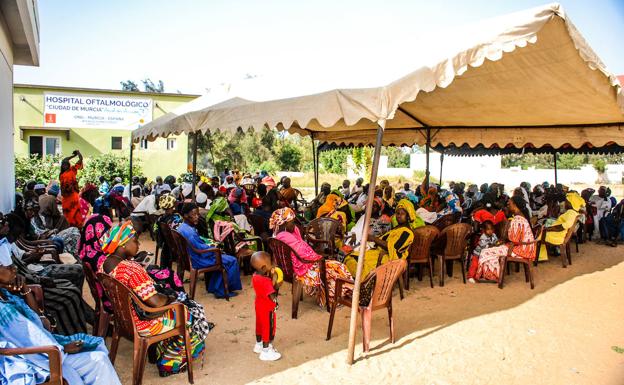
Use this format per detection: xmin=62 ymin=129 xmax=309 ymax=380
xmin=262 ymin=176 xmax=276 ymax=190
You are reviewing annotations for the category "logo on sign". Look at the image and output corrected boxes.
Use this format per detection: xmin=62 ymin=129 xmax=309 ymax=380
xmin=45 ymin=113 xmax=57 ymax=124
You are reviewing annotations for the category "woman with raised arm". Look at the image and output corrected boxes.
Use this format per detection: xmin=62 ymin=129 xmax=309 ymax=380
xmin=59 ymin=150 xmax=84 ymax=228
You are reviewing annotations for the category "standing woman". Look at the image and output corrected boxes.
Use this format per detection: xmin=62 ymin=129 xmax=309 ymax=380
xmin=60 ymin=150 xmax=84 ymax=228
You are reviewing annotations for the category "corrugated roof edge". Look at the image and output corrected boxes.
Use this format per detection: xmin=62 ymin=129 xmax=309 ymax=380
xmin=13 ymin=83 xmax=200 ymax=98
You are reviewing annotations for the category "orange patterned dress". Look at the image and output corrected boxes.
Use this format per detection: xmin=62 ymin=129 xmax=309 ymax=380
xmin=60 ymin=161 xmax=84 ymax=227
xmin=476 ymin=215 xmax=536 ymax=281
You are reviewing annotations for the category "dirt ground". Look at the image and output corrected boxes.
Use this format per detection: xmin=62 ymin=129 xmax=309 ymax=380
xmin=104 ymin=233 xmax=624 ymax=385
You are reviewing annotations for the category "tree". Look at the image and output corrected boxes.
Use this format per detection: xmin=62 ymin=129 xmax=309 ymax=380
xmin=142 ymin=79 xmax=165 ymax=93
xmin=120 ymin=80 xmax=139 ymax=92
xmin=15 ymin=155 xmax=61 ymax=186
xmin=382 ymin=146 xmax=411 ymax=168
xmin=319 ymin=148 xmax=349 ymax=173
xmin=79 ymin=153 xmax=142 ymax=186
xmin=277 ymin=142 xmax=302 ymax=171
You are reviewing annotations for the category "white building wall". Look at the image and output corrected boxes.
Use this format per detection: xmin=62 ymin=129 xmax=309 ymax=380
xmin=0 ymin=17 xmax=15 ymax=213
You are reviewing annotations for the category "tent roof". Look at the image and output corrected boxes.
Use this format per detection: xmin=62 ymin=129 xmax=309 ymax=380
xmin=132 ymin=3 xmax=624 ymax=149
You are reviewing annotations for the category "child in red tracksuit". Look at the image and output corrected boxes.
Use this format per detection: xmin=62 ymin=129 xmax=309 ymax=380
xmin=468 ymin=221 xmax=498 ymax=283
xmin=251 ymin=251 xmax=282 ymax=361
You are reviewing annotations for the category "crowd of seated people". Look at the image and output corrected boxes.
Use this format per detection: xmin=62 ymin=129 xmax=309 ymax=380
xmin=6 ymin=161 xmax=622 ymax=381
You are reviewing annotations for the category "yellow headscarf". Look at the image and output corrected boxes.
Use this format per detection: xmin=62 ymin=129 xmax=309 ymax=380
xmin=566 ymin=192 xmax=585 ymax=211
xmin=392 ymin=199 xmax=425 ymax=230
xmin=317 ymin=194 xmax=342 ymax=218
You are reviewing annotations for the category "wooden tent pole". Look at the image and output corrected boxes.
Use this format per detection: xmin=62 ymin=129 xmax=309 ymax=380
xmin=553 ymin=152 xmax=558 ymax=186
xmin=346 ymin=123 xmax=384 ymax=365
xmin=191 ymin=132 xmax=198 ymax=200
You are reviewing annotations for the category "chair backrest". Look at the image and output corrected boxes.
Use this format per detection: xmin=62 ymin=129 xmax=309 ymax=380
xmin=170 ymin=230 xmax=193 ymax=273
xmin=306 ymin=217 xmax=341 ymax=246
xmin=408 ymin=225 xmax=439 ymax=262
xmin=83 ymin=262 xmax=104 ymax=312
xmin=495 ymin=219 xmax=511 ymax=242
xmin=267 ymin=238 xmax=296 ymax=284
xmin=369 ymin=259 xmax=407 ymax=309
xmin=97 ymin=272 xmax=138 ymax=340
xmin=564 ymin=215 xmax=582 ymax=244
xmin=158 ymin=221 xmax=177 ymax=252
xmin=440 ymin=223 xmax=472 ymax=257
xmin=248 ymin=213 xmax=270 ymax=239
xmin=433 ymin=213 xmax=457 ymax=231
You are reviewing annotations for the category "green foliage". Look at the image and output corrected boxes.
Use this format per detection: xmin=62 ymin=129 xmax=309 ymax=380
xmin=120 ymin=80 xmax=139 ymax=92
xmin=502 ymin=153 xmax=624 ymax=171
xmin=277 ymin=142 xmax=302 ymax=171
xmin=78 ymin=153 xmax=142 ymax=186
xmin=15 ymin=155 xmax=61 ymax=186
xmin=120 ymin=78 xmax=165 ymax=93
xmin=382 ymin=146 xmax=411 ymax=168
xmin=319 ymin=149 xmax=350 ymax=173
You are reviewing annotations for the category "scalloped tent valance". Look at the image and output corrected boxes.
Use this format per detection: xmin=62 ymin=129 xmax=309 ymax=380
xmin=132 ymin=3 xmax=624 ymax=149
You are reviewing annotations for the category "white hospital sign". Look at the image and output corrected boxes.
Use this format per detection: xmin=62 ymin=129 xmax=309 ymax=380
xmin=43 ymin=92 xmax=153 ymax=129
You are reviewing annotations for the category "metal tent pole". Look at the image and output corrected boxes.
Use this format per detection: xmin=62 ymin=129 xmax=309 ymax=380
xmin=439 ymin=151 xmax=444 ymax=185
xmin=425 ymin=127 xmax=431 ymax=189
xmin=312 ymin=135 xmax=318 ymax=196
xmin=191 ymin=132 xmax=198 ymax=200
xmin=128 ymin=140 xmax=134 ymax=197
xmin=553 ymin=152 xmax=558 ymax=186
xmin=346 ymin=123 xmax=385 ymax=365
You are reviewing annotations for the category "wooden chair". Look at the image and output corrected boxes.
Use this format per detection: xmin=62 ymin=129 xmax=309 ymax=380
xmin=326 ymin=259 xmax=407 ymax=352
xmin=304 ymin=217 xmax=342 ymax=259
xmin=156 ymin=221 xmax=177 ymax=269
xmin=98 ymin=273 xmax=194 ymax=385
xmin=536 ymin=215 xmax=580 ymax=268
xmin=405 ymin=226 xmax=439 ymax=289
xmin=170 ymin=229 xmax=230 ymax=300
xmin=0 ymin=285 xmax=65 ymax=385
xmin=131 ymin=211 xmax=156 ymax=241
xmin=498 ymin=237 xmax=538 ymax=290
xmin=435 ymin=223 xmax=471 ymax=287
xmin=83 ymin=263 xmax=112 ymax=337
xmin=268 ymin=237 xmax=329 ymax=317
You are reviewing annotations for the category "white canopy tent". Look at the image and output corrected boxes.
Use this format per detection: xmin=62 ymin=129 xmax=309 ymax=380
xmin=131 ymin=3 xmax=624 ymax=363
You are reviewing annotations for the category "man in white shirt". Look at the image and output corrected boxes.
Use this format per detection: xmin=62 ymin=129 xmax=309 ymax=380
xmin=589 ymin=186 xmax=613 ymax=235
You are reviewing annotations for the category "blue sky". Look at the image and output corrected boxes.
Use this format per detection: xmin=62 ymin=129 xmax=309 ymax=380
xmin=15 ymin=0 xmax=624 ymax=99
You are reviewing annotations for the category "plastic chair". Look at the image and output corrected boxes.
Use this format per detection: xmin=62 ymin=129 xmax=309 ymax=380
xmin=170 ymin=229 xmax=229 ymax=300
xmin=83 ymin=263 xmax=112 ymax=337
xmin=268 ymin=237 xmax=329 ymax=317
xmin=326 ymin=259 xmax=407 ymax=352
xmin=98 ymin=273 xmax=194 ymax=385
xmin=536 ymin=215 xmax=580 ymax=268
xmin=405 ymin=226 xmax=439 ymax=289
xmin=435 ymin=223 xmax=471 ymax=286
xmin=0 ymin=285 xmax=64 ymax=384
xmin=498 ymin=237 xmax=538 ymax=290
xmin=432 ymin=212 xmax=460 ymax=231
xmin=304 ymin=217 xmax=342 ymax=259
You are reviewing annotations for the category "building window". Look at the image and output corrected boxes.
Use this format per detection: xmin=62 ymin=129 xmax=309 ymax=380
xmin=29 ymin=136 xmax=61 ymax=157
xmin=111 ymin=136 xmax=123 ymax=150
xmin=140 ymin=139 xmax=148 ymax=150
xmin=166 ymin=138 xmax=177 ymax=151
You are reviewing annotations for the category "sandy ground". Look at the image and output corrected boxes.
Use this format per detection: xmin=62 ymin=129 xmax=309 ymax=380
xmin=102 ymin=233 xmax=624 ymax=385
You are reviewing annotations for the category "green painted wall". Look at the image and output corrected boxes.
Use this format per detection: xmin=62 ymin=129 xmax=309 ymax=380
xmin=13 ymin=85 xmax=197 ymax=179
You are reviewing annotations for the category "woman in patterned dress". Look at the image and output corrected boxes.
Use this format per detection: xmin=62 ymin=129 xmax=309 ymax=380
xmin=475 ymin=195 xmax=536 ymax=282
xmin=99 ymin=221 xmax=209 ymax=377
xmin=59 ymin=150 xmax=84 ymax=228
xmin=270 ymin=207 xmax=352 ymax=308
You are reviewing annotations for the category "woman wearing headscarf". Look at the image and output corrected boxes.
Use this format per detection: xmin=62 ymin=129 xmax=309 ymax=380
xmin=270 ymin=208 xmax=352 ymax=308
xmin=79 ymin=183 xmax=99 ymax=223
xmin=228 ymin=187 xmax=248 ymax=216
xmin=438 ymin=190 xmax=463 ymax=216
xmin=99 ymin=221 xmax=208 ymax=377
xmin=474 ymin=195 xmax=536 ymax=282
xmin=537 ymin=192 xmax=584 ymax=261
xmin=0 ymin=252 xmax=121 ymax=385
xmin=343 ymin=199 xmax=418 ymax=281
xmin=316 ymin=193 xmax=347 ymax=227
xmin=59 ymin=150 xmax=84 ymax=228
xmin=178 ymin=203 xmax=242 ymax=298
xmin=154 ymin=194 xmax=183 ymax=269
xmin=347 ymin=197 xmax=392 ymax=247
xmin=420 ymin=186 xmax=441 ymax=212
xmin=24 ymin=199 xmax=81 ymax=256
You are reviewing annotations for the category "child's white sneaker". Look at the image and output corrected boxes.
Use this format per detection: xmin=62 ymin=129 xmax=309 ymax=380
xmin=259 ymin=346 xmax=281 ymax=361
xmin=468 ymin=278 xmax=476 ymax=284
xmin=253 ymin=341 xmax=263 ymax=354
